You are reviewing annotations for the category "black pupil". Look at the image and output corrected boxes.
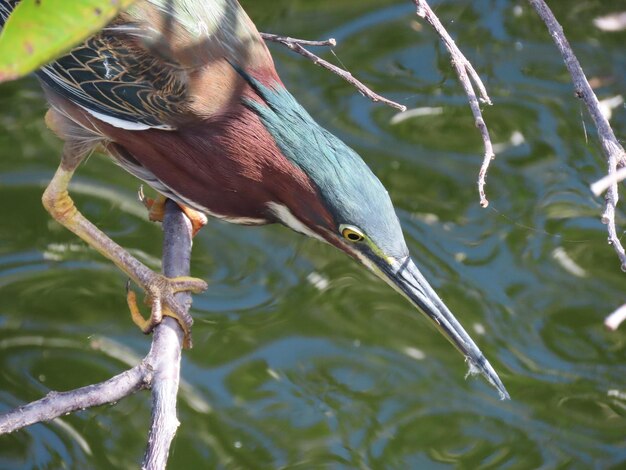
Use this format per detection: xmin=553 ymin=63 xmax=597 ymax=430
xmin=348 ymin=232 xmax=360 ymax=241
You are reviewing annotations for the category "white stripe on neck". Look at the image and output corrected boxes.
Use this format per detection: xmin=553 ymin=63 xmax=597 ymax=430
xmin=267 ymin=202 xmax=327 ymax=243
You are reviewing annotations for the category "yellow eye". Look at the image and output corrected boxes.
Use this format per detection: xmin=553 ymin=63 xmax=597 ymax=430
xmin=341 ymin=225 xmax=365 ymax=242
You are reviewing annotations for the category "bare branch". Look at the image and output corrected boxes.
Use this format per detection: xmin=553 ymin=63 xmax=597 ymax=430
xmin=261 ymin=33 xmax=336 ymax=48
xmin=0 ymin=202 xmax=195 ymax=470
xmin=0 ymin=363 xmax=150 ymax=434
xmin=142 ymin=200 xmax=193 ymax=470
xmin=412 ymin=0 xmax=495 ymax=207
xmin=261 ymin=32 xmax=407 ymax=112
xmin=526 ymin=0 xmax=626 ymax=270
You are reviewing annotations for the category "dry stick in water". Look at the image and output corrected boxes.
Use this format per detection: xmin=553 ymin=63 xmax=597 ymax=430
xmin=412 ymin=0 xmax=495 ymax=208
xmin=525 ymin=0 xmax=626 ymax=266
xmin=0 ymin=202 xmax=195 ymax=470
xmin=261 ymin=32 xmax=407 ymax=112
xmin=526 ymin=0 xmax=626 ymax=328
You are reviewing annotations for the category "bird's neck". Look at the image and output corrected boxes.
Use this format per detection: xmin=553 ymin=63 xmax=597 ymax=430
xmin=202 ymin=104 xmax=336 ymax=232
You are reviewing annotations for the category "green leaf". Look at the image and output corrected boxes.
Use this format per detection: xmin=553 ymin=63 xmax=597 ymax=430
xmin=0 ymin=0 xmax=136 ymax=82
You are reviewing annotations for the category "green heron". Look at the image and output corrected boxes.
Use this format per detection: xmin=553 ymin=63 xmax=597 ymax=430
xmin=0 ymin=0 xmax=508 ymax=399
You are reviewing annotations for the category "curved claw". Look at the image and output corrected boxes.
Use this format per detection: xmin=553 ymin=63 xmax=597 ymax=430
xmin=126 ymin=275 xmax=208 ymax=349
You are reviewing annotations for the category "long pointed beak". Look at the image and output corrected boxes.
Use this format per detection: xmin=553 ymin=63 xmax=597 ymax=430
xmin=372 ymin=255 xmax=509 ymax=400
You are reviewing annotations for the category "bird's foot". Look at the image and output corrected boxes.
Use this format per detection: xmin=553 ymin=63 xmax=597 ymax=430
xmin=139 ymin=187 xmax=208 ymax=237
xmin=126 ymin=274 xmax=208 ymax=349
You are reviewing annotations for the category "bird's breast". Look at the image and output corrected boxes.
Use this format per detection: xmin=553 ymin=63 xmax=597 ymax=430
xmin=103 ymin=107 xmax=330 ymax=229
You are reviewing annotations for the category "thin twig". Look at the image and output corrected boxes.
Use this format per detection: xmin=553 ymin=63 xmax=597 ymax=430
xmin=0 ymin=363 xmax=150 ymax=434
xmin=260 ymin=33 xmax=336 ymax=48
xmin=526 ymin=0 xmax=626 ymax=270
xmin=412 ymin=0 xmax=495 ymax=207
xmin=0 ymin=203 xmax=195 ymax=470
xmin=261 ymin=32 xmax=407 ymax=112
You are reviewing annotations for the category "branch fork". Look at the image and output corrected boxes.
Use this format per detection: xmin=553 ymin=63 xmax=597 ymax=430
xmin=413 ymin=0 xmax=496 ymax=208
xmin=0 ymin=201 xmax=194 ymax=470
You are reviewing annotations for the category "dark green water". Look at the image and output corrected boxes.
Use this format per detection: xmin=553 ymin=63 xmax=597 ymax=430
xmin=1 ymin=0 xmax=626 ymax=468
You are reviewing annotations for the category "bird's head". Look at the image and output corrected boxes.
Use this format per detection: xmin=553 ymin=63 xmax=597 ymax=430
xmin=243 ymin=76 xmax=508 ymax=399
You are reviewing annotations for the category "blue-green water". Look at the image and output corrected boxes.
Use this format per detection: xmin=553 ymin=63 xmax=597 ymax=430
xmin=1 ymin=0 xmax=625 ymax=468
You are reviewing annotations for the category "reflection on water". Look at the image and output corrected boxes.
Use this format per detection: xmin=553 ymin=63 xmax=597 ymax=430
xmin=1 ymin=0 xmax=625 ymax=467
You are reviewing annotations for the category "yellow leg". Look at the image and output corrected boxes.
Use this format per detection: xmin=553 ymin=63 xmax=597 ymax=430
xmin=42 ymin=145 xmax=207 ymax=347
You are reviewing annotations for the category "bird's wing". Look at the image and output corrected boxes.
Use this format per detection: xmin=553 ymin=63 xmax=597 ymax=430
xmin=36 ymin=0 xmax=274 ymax=130
xmin=39 ymin=33 xmax=188 ymax=130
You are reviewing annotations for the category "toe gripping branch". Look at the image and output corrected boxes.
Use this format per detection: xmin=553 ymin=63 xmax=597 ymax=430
xmin=126 ymin=275 xmax=208 ymax=349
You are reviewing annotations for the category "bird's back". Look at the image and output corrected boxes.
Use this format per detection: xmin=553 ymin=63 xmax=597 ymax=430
xmin=1 ymin=0 xmax=277 ymax=129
